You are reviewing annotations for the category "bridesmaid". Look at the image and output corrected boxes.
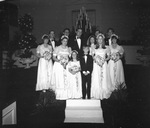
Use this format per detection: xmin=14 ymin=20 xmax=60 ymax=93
xmin=36 ymin=34 xmax=53 ymax=92
xmin=51 ymin=35 xmax=72 ymax=100
xmin=108 ymin=34 xmax=126 ymax=90
xmin=86 ymin=35 xmax=96 ymax=56
xmin=91 ymin=33 xmax=113 ymax=100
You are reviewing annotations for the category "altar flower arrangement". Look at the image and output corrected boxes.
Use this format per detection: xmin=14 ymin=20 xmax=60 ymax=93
xmin=17 ymin=49 xmax=36 ymax=68
xmin=95 ymin=55 xmax=105 ymax=67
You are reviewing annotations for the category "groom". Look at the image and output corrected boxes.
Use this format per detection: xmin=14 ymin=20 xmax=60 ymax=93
xmin=80 ymin=45 xmax=93 ymax=99
xmin=69 ymin=28 xmax=84 ymax=59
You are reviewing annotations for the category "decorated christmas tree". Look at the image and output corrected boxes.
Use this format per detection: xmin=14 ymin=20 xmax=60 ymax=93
xmin=18 ymin=13 xmax=34 ymax=33
xmin=18 ymin=13 xmax=37 ymax=58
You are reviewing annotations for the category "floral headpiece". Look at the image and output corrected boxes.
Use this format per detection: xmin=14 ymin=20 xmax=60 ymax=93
xmin=41 ymin=34 xmax=49 ymax=40
xmin=96 ymin=33 xmax=105 ymax=39
xmin=111 ymin=34 xmax=119 ymax=39
xmin=61 ymin=35 xmax=69 ymax=40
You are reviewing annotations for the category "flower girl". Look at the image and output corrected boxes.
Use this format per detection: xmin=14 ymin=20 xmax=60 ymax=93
xmin=67 ymin=50 xmax=82 ymax=99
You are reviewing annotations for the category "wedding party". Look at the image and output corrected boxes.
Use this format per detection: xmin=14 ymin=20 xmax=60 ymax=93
xmin=1 ymin=0 xmax=150 ymax=128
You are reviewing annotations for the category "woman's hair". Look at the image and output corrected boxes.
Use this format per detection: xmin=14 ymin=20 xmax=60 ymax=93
xmin=42 ymin=34 xmax=49 ymax=40
xmin=96 ymin=33 xmax=106 ymax=49
xmin=87 ymin=35 xmax=96 ymax=46
xmin=60 ymin=35 xmax=69 ymax=42
xmin=70 ymin=50 xmax=79 ymax=61
xmin=41 ymin=34 xmax=50 ymax=44
xmin=111 ymin=34 xmax=119 ymax=44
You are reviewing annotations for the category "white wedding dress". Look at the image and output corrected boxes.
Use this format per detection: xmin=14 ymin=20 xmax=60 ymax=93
xmin=51 ymin=45 xmax=72 ymax=100
xmin=91 ymin=48 xmax=113 ymax=99
xmin=108 ymin=45 xmax=126 ymax=90
xmin=67 ymin=61 xmax=82 ymax=99
xmin=36 ymin=44 xmax=53 ymax=91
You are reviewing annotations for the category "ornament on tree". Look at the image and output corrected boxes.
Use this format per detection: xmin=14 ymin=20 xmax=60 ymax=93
xmin=17 ymin=13 xmax=37 ymax=59
xmin=18 ymin=14 xmax=33 ymax=33
xmin=18 ymin=34 xmax=36 ymax=51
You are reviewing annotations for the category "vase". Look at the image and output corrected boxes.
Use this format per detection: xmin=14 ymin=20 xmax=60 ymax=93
xmin=24 ymin=58 xmax=33 ymax=68
xmin=19 ymin=55 xmax=36 ymax=69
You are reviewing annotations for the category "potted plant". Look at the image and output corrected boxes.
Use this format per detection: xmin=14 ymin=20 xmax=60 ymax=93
xmin=137 ymin=46 xmax=150 ymax=67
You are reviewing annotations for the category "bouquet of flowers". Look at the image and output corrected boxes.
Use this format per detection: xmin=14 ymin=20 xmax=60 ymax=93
xmin=59 ymin=56 xmax=69 ymax=69
xmin=70 ymin=65 xmax=80 ymax=75
xmin=43 ymin=51 xmax=52 ymax=61
xmin=95 ymin=55 xmax=105 ymax=67
xmin=111 ymin=52 xmax=120 ymax=62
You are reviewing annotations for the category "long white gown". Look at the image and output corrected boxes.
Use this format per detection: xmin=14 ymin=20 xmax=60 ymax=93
xmin=67 ymin=61 xmax=82 ymax=99
xmin=36 ymin=44 xmax=53 ymax=91
xmin=51 ymin=45 xmax=71 ymax=100
xmin=91 ymin=48 xmax=113 ymax=100
xmin=108 ymin=45 xmax=126 ymax=90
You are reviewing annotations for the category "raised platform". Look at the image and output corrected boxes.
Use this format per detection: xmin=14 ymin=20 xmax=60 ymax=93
xmin=66 ymin=99 xmax=101 ymax=107
xmin=64 ymin=100 xmax=104 ymax=123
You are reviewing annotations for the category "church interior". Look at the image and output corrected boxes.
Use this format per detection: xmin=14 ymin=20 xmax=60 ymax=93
xmin=0 ymin=0 xmax=150 ymax=128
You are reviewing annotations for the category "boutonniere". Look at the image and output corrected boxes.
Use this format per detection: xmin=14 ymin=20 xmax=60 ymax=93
xmin=74 ymin=39 xmax=77 ymax=42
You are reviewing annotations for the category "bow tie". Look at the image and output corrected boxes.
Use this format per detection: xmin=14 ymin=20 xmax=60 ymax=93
xmin=76 ymin=37 xmax=80 ymax=39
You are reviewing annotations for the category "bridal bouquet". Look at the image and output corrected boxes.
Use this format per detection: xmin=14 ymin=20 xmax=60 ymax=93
xmin=59 ymin=56 xmax=69 ymax=69
xmin=69 ymin=65 xmax=80 ymax=75
xmin=43 ymin=51 xmax=52 ymax=61
xmin=111 ymin=52 xmax=120 ymax=62
xmin=70 ymin=65 xmax=80 ymax=72
xmin=95 ymin=55 xmax=105 ymax=67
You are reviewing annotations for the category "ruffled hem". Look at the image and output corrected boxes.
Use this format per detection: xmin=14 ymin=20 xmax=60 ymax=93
xmin=55 ymin=88 xmax=71 ymax=100
xmin=91 ymin=89 xmax=112 ymax=100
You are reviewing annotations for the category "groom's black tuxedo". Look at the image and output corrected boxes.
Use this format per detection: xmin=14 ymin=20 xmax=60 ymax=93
xmin=69 ymin=36 xmax=85 ymax=59
xmin=80 ymin=54 xmax=93 ymax=99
